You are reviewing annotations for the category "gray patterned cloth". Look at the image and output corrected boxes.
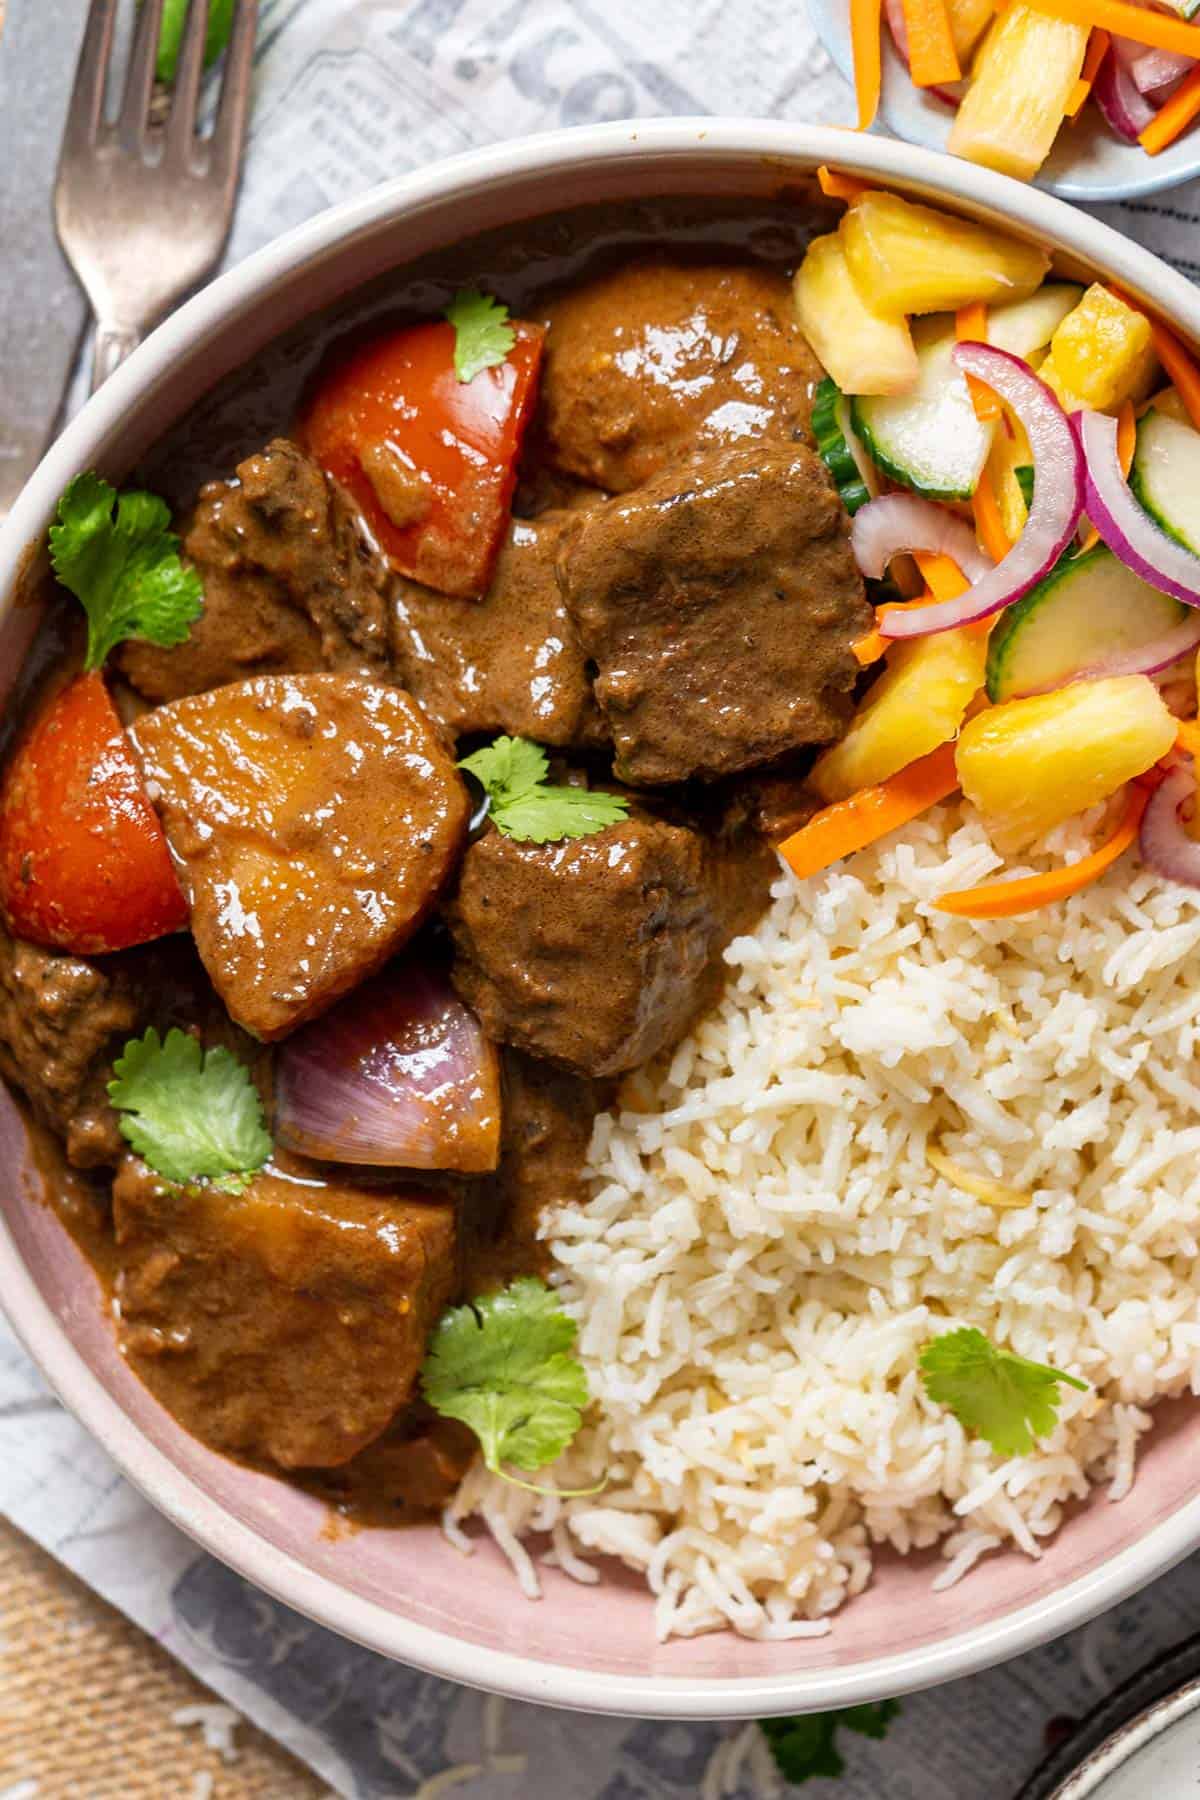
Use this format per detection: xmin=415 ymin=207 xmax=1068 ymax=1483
xmin=5 ymin=2 xmax=1200 ymax=1795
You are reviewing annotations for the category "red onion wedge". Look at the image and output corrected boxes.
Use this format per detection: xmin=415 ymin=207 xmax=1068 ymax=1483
xmin=1078 ymin=408 xmax=1200 ymax=608
xmin=1140 ymin=761 xmax=1200 ymax=889
xmin=1093 ymin=46 xmax=1155 ymax=139
xmin=884 ymin=0 xmax=909 ymax=58
xmin=851 ymin=494 xmax=992 ymax=584
xmin=276 ymin=960 xmax=501 ymax=1171
xmin=1128 ymin=44 xmax=1194 ymax=96
xmin=880 ymin=344 xmax=1085 ymax=639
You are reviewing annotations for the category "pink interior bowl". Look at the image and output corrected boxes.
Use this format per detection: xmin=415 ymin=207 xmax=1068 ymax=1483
xmin=5 ymin=120 xmax=1200 ymax=1719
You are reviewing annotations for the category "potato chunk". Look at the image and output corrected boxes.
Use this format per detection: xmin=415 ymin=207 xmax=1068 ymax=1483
xmin=113 ymin=1155 xmax=457 ymax=1469
xmin=131 ymin=675 xmax=468 ymax=1039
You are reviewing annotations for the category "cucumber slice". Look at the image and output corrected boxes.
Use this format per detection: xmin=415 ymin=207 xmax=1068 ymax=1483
xmin=1129 ymin=408 xmax=1200 ymax=557
xmin=986 ymin=544 xmax=1188 ymax=702
xmin=812 ymin=376 xmax=877 ymax=516
xmin=985 ymin=284 xmax=1082 ymax=362
xmin=850 ymin=322 xmax=993 ymax=500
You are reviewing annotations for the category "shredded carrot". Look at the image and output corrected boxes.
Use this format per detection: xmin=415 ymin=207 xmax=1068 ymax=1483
xmin=913 ymin=550 xmax=970 ymax=600
xmin=1109 ymin=286 xmax=1200 ymax=433
xmin=1177 ymin=719 xmax=1200 ymax=758
xmin=850 ymin=0 xmax=885 ymax=129
xmin=854 ymin=587 xmax=938 ymax=664
xmin=1140 ymin=61 xmax=1200 ymax=154
xmin=972 ymin=466 xmax=1012 ymax=562
xmin=935 ymin=783 xmax=1148 ymax=918
xmin=818 ymin=165 xmax=873 ymax=202
xmin=901 ymin=0 xmax=962 ymax=84
xmin=1020 ymin=0 xmax=1200 ymax=59
xmin=1067 ymin=28 xmax=1111 ymax=118
xmin=956 ymin=303 xmax=1002 ymax=423
xmin=779 ymin=742 xmax=960 ymax=880
xmin=1117 ymin=398 xmax=1137 ymax=474
xmin=854 ymin=558 xmax=976 ymax=661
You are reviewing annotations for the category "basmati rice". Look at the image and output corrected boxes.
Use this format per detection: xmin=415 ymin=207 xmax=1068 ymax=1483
xmin=449 ymin=801 xmax=1200 ymax=1638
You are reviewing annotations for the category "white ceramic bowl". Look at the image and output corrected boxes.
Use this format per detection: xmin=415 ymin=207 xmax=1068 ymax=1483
xmin=4 ymin=121 xmax=1200 ymax=1720
xmin=809 ymin=0 xmax=1200 ymax=202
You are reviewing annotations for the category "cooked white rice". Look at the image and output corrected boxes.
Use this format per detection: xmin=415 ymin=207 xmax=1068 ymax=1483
xmin=449 ymin=800 xmax=1200 ymax=1640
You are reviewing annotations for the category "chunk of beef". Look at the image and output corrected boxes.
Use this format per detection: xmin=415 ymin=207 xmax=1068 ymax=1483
xmin=447 ymin=809 xmax=773 ymax=1077
xmin=0 ymin=925 xmax=209 ymax=1168
xmin=130 ymin=675 xmax=468 ymax=1040
xmin=467 ymin=1049 xmax=612 ymax=1292
xmin=558 ymin=442 xmax=871 ymax=786
xmin=298 ymin=1408 xmax=476 ymax=1522
xmin=118 ymin=440 xmax=391 ymax=702
xmin=113 ymin=1155 xmax=457 ymax=1469
xmin=539 ymin=260 xmax=823 ymax=493
xmin=390 ymin=511 xmax=607 ymax=750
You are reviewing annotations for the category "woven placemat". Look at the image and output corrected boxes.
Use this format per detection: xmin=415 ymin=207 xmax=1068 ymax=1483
xmin=0 ymin=1519 xmax=328 ymax=1798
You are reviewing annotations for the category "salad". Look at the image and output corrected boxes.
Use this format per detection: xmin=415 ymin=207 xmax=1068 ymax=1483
xmin=849 ymin=0 xmax=1200 ymax=179
xmin=788 ymin=175 xmax=1200 ymax=912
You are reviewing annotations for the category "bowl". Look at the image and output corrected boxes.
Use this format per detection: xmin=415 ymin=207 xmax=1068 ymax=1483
xmin=4 ymin=120 xmax=1200 ymax=1720
xmin=1019 ymin=1632 xmax=1200 ymax=1797
xmin=808 ymin=0 xmax=1200 ymax=203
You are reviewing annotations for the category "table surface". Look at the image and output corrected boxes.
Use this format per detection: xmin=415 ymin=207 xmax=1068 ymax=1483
xmin=0 ymin=1519 xmax=327 ymax=1799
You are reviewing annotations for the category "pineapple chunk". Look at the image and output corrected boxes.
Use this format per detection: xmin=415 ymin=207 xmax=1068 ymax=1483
xmin=839 ymin=191 xmax=1050 ymax=319
xmin=793 ymin=232 xmax=918 ymax=397
xmin=956 ymin=676 xmax=1175 ymax=850
xmin=1150 ymin=385 xmax=1193 ymax=426
xmin=948 ymin=5 xmax=1088 ymax=183
xmin=811 ymin=628 xmax=988 ymax=801
xmin=947 ymin=0 xmax=995 ymax=60
xmin=1040 ymin=285 xmax=1158 ymax=415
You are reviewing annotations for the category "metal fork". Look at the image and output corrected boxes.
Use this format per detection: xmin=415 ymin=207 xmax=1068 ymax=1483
xmin=55 ymin=0 xmax=257 ymax=393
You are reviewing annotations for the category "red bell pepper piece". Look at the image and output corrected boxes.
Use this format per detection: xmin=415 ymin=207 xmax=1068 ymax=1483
xmin=300 ymin=319 xmax=544 ymax=599
xmin=0 ymin=671 xmax=188 ymax=956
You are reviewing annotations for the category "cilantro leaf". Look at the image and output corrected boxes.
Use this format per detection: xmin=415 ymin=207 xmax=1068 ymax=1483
xmin=445 ymin=288 xmax=516 ymax=383
xmin=458 ymin=734 xmax=629 ymax=845
xmin=108 ymin=1027 xmax=271 ymax=1189
xmin=760 ymin=1701 xmax=900 ymax=1786
xmin=421 ymin=1277 xmax=589 ymax=1475
xmin=50 ymin=472 xmax=203 ymax=672
xmin=460 ymin=734 xmax=548 ymax=803
xmin=490 ymin=785 xmax=631 ymax=845
xmin=151 ymin=0 xmax=235 ymax=84
xmin=919 ymin=1327 xmax=1088 ymax=1458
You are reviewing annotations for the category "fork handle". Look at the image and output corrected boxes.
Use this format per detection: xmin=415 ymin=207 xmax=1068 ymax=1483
xmin=91 ymin=321 xmax=142 ymax=393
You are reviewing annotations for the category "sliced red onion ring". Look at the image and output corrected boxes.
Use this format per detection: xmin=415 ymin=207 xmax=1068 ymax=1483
xmin=880 ymin=344 xmax=1085 ymax=639
xmin=1078 ymin=408 xmax=1200 ymax=608
xmin=1092 ymin=47 xmax=1155 ymax=140
xmin=851 ymin=493 xmax=993 ymax=584
xmin=1140 ymin=762 xmax=1200 ymax=889
xmin=276 ymin=960 xmax=501 ymax=1171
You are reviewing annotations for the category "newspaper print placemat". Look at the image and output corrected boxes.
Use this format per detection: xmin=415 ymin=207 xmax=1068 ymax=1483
xmin=6 ymin=0 xmax=1200 ymax=1793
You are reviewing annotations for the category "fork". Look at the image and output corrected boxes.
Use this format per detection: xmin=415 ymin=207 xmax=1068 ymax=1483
xmin=55 ymin=0 xmax=257 ymax=393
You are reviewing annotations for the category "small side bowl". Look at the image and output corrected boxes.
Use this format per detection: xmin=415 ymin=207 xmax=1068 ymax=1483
xmin=809 ymin=0 xmax=1200 ymax=203
xmin=4 ymin=121 xmax=1200 ymax=1719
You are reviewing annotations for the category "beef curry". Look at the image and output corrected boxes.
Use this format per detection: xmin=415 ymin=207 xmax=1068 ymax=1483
xmin=0 ymin=194 xmax=871 ymax=1523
